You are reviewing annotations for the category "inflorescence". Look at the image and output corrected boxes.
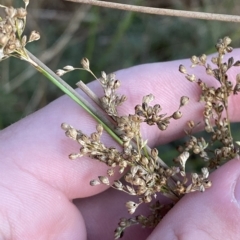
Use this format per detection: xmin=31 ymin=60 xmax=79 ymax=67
xmin=60 ymin=37 xmax=240 ymax=238
xmin=0 ymin=1 xmax=40 ymax=62
xmin=1 ymin=1 xmax=240 ymax=238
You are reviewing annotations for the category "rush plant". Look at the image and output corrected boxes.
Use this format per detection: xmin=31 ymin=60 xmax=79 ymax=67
xmin=1 ymin=1 xmax=240 ymax=239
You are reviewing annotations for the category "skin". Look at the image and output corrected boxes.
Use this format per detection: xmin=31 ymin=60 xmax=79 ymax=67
xmin=1 ymin=50 xmax=240 ymax=240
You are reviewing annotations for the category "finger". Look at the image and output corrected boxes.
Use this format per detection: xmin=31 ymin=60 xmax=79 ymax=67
xmin=147 ymin=157 xmax=240 ymax=240
xmin=0 ymin=95 xmax=114 ymax=199
xmin=0 ymin=165 xmax=86 ymax=239
xmin=1 ymin=50 xmax=240 ymax=200
xmin=74 ymin=187 xmax=152 ymax=240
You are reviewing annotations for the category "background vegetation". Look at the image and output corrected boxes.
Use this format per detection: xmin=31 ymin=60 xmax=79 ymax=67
xmin=0 ymin=0 xmax=240 ymax=168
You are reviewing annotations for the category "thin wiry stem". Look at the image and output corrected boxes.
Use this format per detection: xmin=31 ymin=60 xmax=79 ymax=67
xmin=77 ymin=80 xmax=102 ymax=107
xmin=66 ymin=0 xmax=240 ymax=23
xmin=26 ymin=50 xmax=122 ymax=145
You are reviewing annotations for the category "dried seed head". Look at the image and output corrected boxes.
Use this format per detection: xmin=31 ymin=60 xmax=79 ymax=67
xmin=223 ymin=36 xmax=231 ymax=46
xmin=147 ymin=106 xmax=153 ymax=115
xmin=191 ymin=55 xmax=198 ymax=64
xmin=222 ymin=63 xmax=228 ymax=73
xmin=185 ymin=74 xmax=196 ymax=82
xmin=16 ymin=8 xmax=27 ymax=18
xmin=113 ymin=180 xmax=123 ymax=190
xmin=143 ymin=195 xmax=152 ymax=203
xmin=23 ymin=0 xmax=30 ymax=6
xmin=29 ymin=30 xmax=40 ymax=42
xmin=179 ymin=64 xmax=187 ymax=74
xmin=101 ymin=71 xmax=107 ymax=79
xmin=90 ymin=179 xmax=100 ymax=186
xmin=199 ymin=54 xmax=207 ymax=64
xmin=151 ymin=148 xmax=158 ymax=159
xmin=118 ymin=219 xmax=127 ymax=227
xmin=130 ymin=166 xmax=140 ymax=177
xmin=66 ymin=128 xmax=78 ymax=140
xmin=79 ymin=147 xmax=88 ymax=154
xmin=96 ymin=124 xmax=103 ymax=133
xmin=61 ymin=122 xmax=70 ymax=130
xmin=178 ymin=151 xmax=190 ymax=169
xmin=141 ymin=157 xmax=149 ymax=166
xmin=187 ymin=120 xmax=195 ymax=129
xmin=69 ymin=153 xmax=81 ymax=160
xmin=204 ymin=180 xmax=212 ymax=188
xmin=114 ymin=227 xmax=124 ymax=239
xmin=201 ymin=167 xmax=209 ymax=179
xmin=193 ymin=146 xmax=201 ymax=154
xmin=114 ymin=80 xmax=120 ymax=89
xmin=153 ymin=104 xmax=161 ymax=114
xmin=125 ymin=201 xmax=139 ymax=214
xmin=157 ymin=122 xmax=168 ymax=131
xmin=143 ymin=94 xmax=154 ymax=104
xmin=0 ymin=34 xmax=9 ymax=46
xmin=211 ymin=57 xmax=218 ymax=64
xmin=56 ymin=69 xmax=66 ymax=76
xmin=206 ymin=67 xmax=214 ymax=76
xmin=107 ymin=168 xmax=114 ymax=176
xmin=98 ymin=176 xmax=110 ymax=185
xmin=226 ymin=46 xmax=233 ymax=53
xmin=228 ymin=57 xmax=234 ymax=68
xmin=234 ymin=83 xmax=240 ymax=94
xmin=173 ymin=111 xmax=182 ymax=119
xmin=63 ymin=65 xmax=75 ymax=71
xmin=180 ymin=96 xmax=189 ymax=106
xmin=81 ymin=57 xmax=90 ymax=70
xmin=5 ymin=7 xmax=17 ymax=18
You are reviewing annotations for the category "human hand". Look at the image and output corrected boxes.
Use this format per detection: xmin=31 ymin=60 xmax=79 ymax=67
xmin=1 ymin=50 xmax=240 ymax=240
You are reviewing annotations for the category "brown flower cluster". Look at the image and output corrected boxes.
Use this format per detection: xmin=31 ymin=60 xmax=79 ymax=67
xmin=135 ymin=94 xmax=189 ymax=130
xmin=60 ymin=38 xmax=240 ymax=238
xmin=179 ymin=36 xmax=239 ymax=169
xmin=1 ymin=1 xmax=239 ymax=237
xmin=0 ymin=0 xmax=40 ymax=61
xmin=2 ymin=2 xmax=238 ymax=237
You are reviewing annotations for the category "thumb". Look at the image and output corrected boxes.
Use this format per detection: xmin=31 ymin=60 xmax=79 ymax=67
xmin=147 ymin=158 xmax=240 ymax=240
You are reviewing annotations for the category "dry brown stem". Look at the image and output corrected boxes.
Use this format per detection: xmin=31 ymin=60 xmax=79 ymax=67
xmin=67 ymin=0 xmax=240 ymax=23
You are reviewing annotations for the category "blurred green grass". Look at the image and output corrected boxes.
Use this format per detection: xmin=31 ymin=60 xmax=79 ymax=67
xmin=0 ymin=0 xmax=240 ymax=169
xmin=1 ymin=0 xmax=240 ymax=127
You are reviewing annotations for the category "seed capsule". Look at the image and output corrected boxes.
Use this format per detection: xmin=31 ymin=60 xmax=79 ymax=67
xmin=81 ymin=57 xmax=90 ymax=70
xmin=179 ymin=64 xmax=187 ymax=74
xmin=98 ymin=176 xmax=110 ymax=185
xmin=180 ymin=96 xmax=189 ymax=106
xmin=173 ymin=111 xmax=182 ymax=119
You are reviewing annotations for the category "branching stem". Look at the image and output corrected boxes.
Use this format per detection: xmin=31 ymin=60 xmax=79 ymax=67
xmin=26 ymin=50 xmax=123 ymax=145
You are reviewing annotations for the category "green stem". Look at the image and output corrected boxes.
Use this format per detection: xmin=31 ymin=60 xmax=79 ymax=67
xmin=26 ymin=50 xmax=123 ymax=145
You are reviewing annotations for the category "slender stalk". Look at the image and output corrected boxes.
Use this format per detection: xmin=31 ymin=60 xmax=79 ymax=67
xmin=77 ymin=80 xmax=102 ymax=107
xmin=26 ymin=50 xmax=123 ymax=145
xmin=66 ymin=0 xmax=240 ymax=23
